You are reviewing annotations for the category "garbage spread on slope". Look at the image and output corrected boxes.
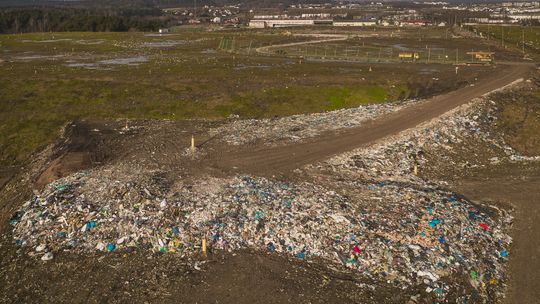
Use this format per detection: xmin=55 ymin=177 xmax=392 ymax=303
xmin=209 ymin=99 xmax=418 ymax=145
xmin=11 ymin=93 xmax=532 ymax=302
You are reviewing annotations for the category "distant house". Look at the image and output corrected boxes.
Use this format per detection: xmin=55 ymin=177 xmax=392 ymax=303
xmin=159 ymin=28 xmax=169 ymax=33
xmin=249 ymin=20 xmax=268 ymax=28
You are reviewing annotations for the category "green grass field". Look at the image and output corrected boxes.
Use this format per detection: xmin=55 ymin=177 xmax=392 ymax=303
xmin=0 ymin=28 xmax=503 ymax=166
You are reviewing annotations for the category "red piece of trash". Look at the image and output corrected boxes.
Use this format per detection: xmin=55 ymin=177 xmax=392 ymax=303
xmin=352 ymin=245 xmax=361 ymax=254
xmin=479 ymin=223 xmax=489 ymax=231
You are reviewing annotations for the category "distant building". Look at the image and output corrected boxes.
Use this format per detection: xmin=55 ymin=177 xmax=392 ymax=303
xmin=301 ymin=13 xmax=331 ymax=19
xmin=508 ymin=14 xmax=540 ymax=20
xmin=249 ymin=20 xmax=268 ymax=28
xmin=249 ymin=19 xmax=326 ymax=28
xmin=333 ymin=21 xmax=377 ymax=27
xmin=253 ymin=15 xmax=288 ymax=19
xmin=158 ymin=28 xmax=169 ymax=33
xmin=400 ymin=20 xmax=427 ymax=27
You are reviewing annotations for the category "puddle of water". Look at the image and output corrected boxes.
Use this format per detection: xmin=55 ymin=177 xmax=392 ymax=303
xmin=66 ymin=56 xmax=148 ymax=69
xmin=392 ymin=44 xmax=410 ymax=51
xmin=98 ymin=56 xmax=149 ymax=65
xmin=75 ymin=39 xmax=106 ymax=45
xmin=419 ymin=68 xmax=438 ymax=75
xmin=141 ymin=41 xmax=184 ymax=48
xmin=13 ymin=54 xmax=64 ymax=61
xmin=234 ymin=64 xmax=271 ymax=70
xmin=22 ymin=39 xmax=73 ymax=43
xmin=65 ymin=62 xmax=113 ymax=70
xmin=66 ymin=63 xmax=96 ymax=68
xmin=144 ymin=34 xmax=176 ymax=37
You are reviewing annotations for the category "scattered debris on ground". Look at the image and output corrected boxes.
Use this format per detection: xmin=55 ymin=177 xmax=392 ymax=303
xmin=10 ymin=165 xmax=512 ymax=302
xmin=209 ymin=100 xmax=418 ymax=145
xmin=7 ymin=75 xmax=540 ymax=303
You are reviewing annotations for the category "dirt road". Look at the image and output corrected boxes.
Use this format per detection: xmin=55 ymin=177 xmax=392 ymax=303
xmin=209 ymin=63 xmax=532 ymax=176
xmin=453 ymin=164 xmax=540 ymax=304
xmin=255 ymin=34 xmax=348 ymax=55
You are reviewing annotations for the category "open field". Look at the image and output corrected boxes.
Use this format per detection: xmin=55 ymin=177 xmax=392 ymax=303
xmin=469 ymin=25 xmax=540 ymax=58
xmin=0 ymin=27 xmax=512 ymax=167
xmin=1 ymin=22 xmax=539 ymax=303
xmin=0 ymin=66 xmax=537 ymax=304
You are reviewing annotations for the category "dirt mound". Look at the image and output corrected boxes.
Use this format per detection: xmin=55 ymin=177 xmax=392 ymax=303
xmin=35 ymin=121 xmax=114 ymax=189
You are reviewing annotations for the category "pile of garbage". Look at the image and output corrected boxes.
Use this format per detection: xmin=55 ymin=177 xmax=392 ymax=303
xmin=209 ymin=99 xmax=417 ymax=145
xmin=10 ymin=87 xmax=528 ymax=302
xmin=317 ymin=97 xmax=519 ymax=183
xmin=10 ymin=166 xmax=511 ymax=301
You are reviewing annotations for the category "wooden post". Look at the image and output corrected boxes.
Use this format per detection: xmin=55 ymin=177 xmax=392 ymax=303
xmin=202 ymin=238 xmax=207 ymax=257
xmin=191 ymin=135 xmax=196 ymax=152
xmin=413 ymin=164 xmax=418 ymax=176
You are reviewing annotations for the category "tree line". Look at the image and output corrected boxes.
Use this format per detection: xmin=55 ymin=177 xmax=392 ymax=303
xmin=0 ymin=7 xmax=169 ymax=33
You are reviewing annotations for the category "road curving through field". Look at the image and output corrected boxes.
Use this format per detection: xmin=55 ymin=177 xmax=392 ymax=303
xmin=255 ymin=33 xmax=349 ymax=55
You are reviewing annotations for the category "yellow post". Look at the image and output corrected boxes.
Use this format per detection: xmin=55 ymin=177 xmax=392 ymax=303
xmin=191 ymin=135 xmax=196 ymax=152
xmin=202 ymin=238 xmax=207 ymax=257
xmin=414 ymin=164 xmax=418 ymax=176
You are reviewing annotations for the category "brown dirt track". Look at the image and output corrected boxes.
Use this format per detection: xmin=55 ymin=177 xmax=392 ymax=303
xmin=208 ymin=63 xmax=532 ymax=177
xmin=453 ymin=163 xmax=540 ymax=304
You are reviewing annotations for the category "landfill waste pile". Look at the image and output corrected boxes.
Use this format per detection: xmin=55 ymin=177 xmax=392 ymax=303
xmin=209 ymin=99 xmax=417 ymax=145
xmin=9 ymin=86 xmax=532 ymax=302
xmin=10 ymin=162 xmax=512 ymax=302
xmin=299 ymin=95 xmax=525 ymax=301
xmin=315 ymin=96 xmax=526 ymax=183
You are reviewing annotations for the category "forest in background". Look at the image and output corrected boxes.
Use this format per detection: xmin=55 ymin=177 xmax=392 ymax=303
xmin=0 ymin=6 xmax=169 ymax=33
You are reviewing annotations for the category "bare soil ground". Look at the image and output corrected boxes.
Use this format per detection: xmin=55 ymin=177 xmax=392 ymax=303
xmin=451 ymin=163 xmax=540 ymax=304
xmin=0 ymin=62 xmax=537 ymax=303
xmin=206 ymin=63 xmax=531 ymax=177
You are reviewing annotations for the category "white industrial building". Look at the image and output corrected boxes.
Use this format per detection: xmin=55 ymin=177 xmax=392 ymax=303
xmin=333 ymin=21 xmax=377 ymax=27
xmin=249 ymin=19 xmax=324 ymax=28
